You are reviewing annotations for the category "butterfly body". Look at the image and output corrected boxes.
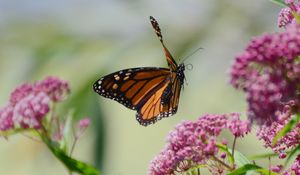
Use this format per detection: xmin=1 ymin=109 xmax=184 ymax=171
xmin=93 ymin=16 xmax=186 ymax=126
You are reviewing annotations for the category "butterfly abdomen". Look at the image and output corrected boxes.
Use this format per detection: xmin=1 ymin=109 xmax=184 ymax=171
xmin=161 ymin=83 xmax=172 ymax=105
xmin=177 ymin=64 xmax=186 ymax=86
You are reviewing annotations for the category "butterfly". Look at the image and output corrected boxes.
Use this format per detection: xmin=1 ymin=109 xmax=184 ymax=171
xmin=93 ymin=16 xmax=186 ymax=126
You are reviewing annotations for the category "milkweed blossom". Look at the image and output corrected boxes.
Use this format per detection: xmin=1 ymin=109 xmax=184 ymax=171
xmin=12 ymin=92 xmax=50 ymax=129
xmin=230 ymin=23 xmax=300 ymax=125
xmin=257 ymin=107 xmax=300 ymax=154
xmin=0 ymin=76 xmax=70 ymax=131
xmin=34 ymin=76 xmax=70 ymax=102
xmin=0 ymin=105 xmax=14 ymax=131
xmin=278 ymin=0 xmax=300 ymax=28
xmin=270 ymin=165 xmax=283 ymax=173
xmin=279 ymin=155 xmax=300 ymax=174
xmin=148 ymin=113 xmax=251 ymax=175
xmin=290 ymin=155 xmax=300 ymax=174
xmin=227 ymin=112 xmax=251 ymax=137
xmin=75 ymin=118 xmax=91 ymax=138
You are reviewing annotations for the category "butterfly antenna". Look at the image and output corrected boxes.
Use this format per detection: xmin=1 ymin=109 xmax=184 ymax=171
xmin=180 ymin=47 xmax=203 ymax=63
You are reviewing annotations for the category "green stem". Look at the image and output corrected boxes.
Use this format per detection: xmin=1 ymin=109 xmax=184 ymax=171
xmin=268 ymin=156 xmax=271 ymax=175
xmin=48 ymin=103 xmax=56 ymax=129
xmin=69 ymin=137 xmax=78 ymax=157
xmin=211 ymin=155 xmax=234 ymax=171
xmin=232 ymin=136 xmax=237 ymax=158
xmin=22 ymin=133 xmax=42 ymax=143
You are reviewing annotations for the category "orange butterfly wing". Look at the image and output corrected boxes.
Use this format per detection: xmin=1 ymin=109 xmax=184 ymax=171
xmin=136 ymin=72 xmax=183 ymax=126
xmin=93 ymin=67 xmax=170 ymax=110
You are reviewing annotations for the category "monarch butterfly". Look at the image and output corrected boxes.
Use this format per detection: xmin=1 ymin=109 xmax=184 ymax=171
xmin=93 ymin=16 xmax=186 ymax=126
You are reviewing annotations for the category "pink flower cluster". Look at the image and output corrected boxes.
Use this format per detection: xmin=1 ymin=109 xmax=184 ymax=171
xmin=278 ymin=155 xmax=300 ymax=175
xmin=148 ymin=113 xmax=250 ymax=175
xmin=227 ymin=113 xmax=251 ymax=137
xmin=270 ymin=165 xmax=283 ymax=173
xmin=0 ymin=76 xmax=70 ymax=131
xmin=257 ymin=111 xmax=300 ymax=154
xmin=278 ymin=0 xmax=300 ymax=28
xmin=290 ymin=155 xmax=300 ymax=174
xmin=230 ymin=23 xmax=300 ymax=125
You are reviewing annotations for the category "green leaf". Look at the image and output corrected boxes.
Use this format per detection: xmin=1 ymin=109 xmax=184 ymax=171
xmin=227 ymin=164 xmax=261 ymax=175
xmin=232 ymin=150 xmax=251 ymax=168
xmin=256 ymin=169 xmax=280 ymax=175
xmin=42 ymin=136 xmax=101 ymax=175
xmin=292 ymin=12 xmax=300 ymax=25
xmin=249 ymin=152 xmax=279 ymax=160
xmin=272 ymin=114 xmax=300 ymax=146
xmin=227 ymin=164 xmax=278 ymax=175
xmin=60 ymin=110 xmax=74 ymax=152
xmin=285 ymin=144 xmax=300 ymax=165
xmin=217 ymin=144 xmax=252 ymax=169
xmin=269 ymin=0 xmax=287 ymax=7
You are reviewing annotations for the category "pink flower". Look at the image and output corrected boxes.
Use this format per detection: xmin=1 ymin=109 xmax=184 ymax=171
xmin=35 ymin=76 xmax=70 ymax=102
xmin=75 ymin=118 xmax=91 ymax=138
xmin=10 ymin=83 xmax=34 ymax=105
xmin=286 ymin=0 xmax=295 ymax=4
xmin=77 ymin=118 xmax=90 ymax=129
xmin=227 ymin=113 xmax=251 ymax=137
xmin=257 ymin=112 xmax=300 ymax=153
xmin=279 ymin=152 xmax=287 ymax=159
xmin=230 ymin=23 xmax=300 ymax=125
xmin=166 ymin=114 xmax=229 ymax=165
xmin=278 ymin=0 xmax=300 ymax=28
xmin=278 ymin=7 xmax=295 ymax=28
xmin=283 ymin=155 xmax=300 ymax=175
xmin=13 ymin=92 xmax=50 ymax=129
xmin=148 ymin=147 xmax=178 ymax=175
xmin=220 ymin=153 xmax=226 ymax=159
xmin=221 ymin=138 xmax=228 ymax=145
xmin=148 ymin=113 xmax=250 ymax=175
xmin=10 ymin=76 xmax=70 ymax=105
xmin=291 ymin=155 xmax=300 ymax=174
xmin=270 ymin=165 xmax=283 ymax=173
xmin=0 ymin=76 xmax=70 ymax=131
xmin=167 ymin=120 xmax=219 ymax=163
xmin=0 ymin=105 xmax=14 ymax=131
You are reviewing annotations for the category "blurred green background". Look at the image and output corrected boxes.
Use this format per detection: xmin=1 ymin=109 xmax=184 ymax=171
xmin=0 ymin=0 xmax=282 ymax=174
